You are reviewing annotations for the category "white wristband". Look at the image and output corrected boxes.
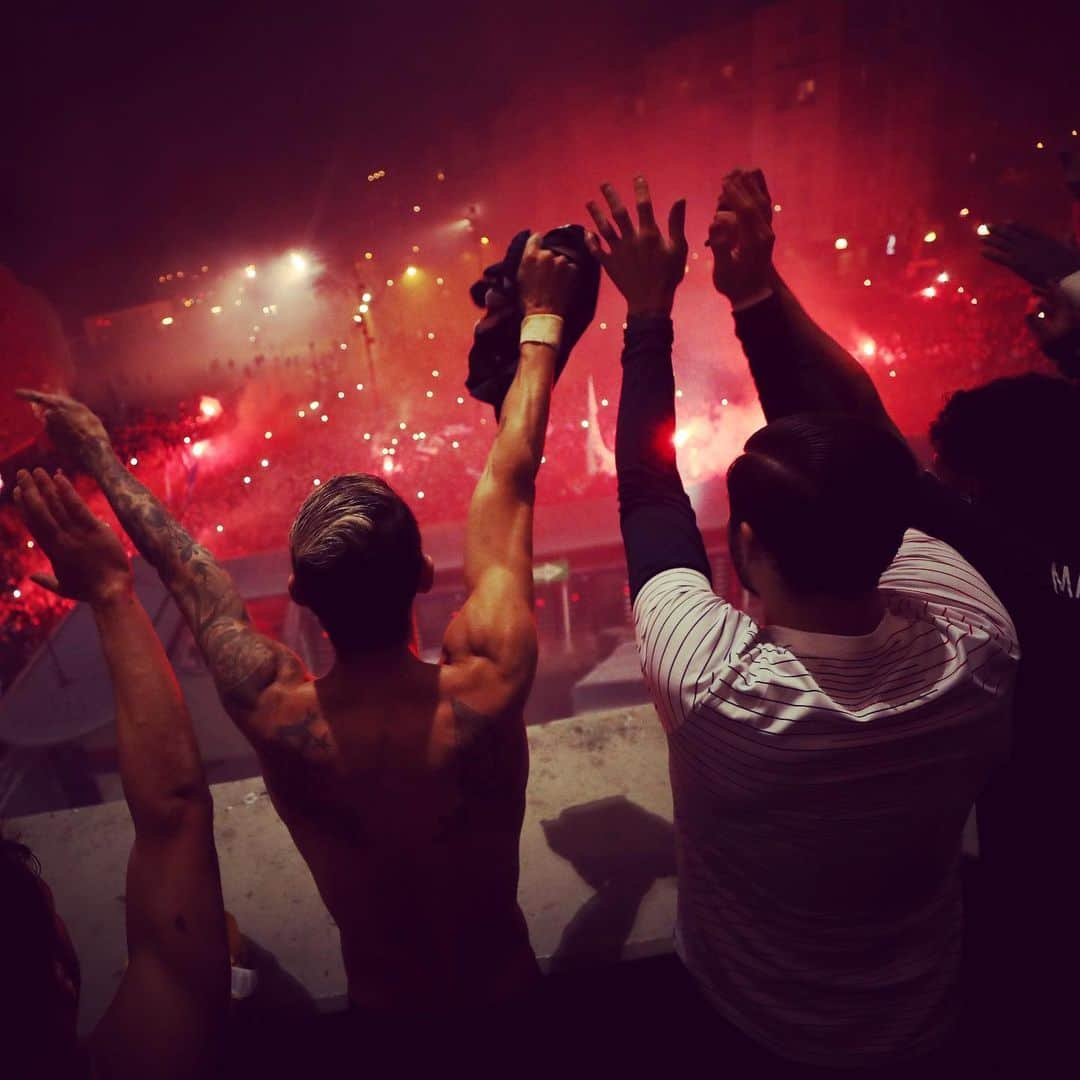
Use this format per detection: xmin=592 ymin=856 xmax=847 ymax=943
xmin=520 ymin=314 xmax=564 ymax=351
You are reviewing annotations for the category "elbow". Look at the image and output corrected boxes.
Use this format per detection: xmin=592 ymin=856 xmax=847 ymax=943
xmin=484 ymin=457 xmax=537 ymax=504
xmin=135 ymin=783 xmax=214 ymax=838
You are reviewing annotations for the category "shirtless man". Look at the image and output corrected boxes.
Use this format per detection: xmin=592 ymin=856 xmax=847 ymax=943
xmin=19 ymin=234 xmax=576 ymax=1016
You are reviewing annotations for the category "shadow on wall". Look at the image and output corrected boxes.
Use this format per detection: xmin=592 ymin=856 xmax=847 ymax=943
xmin=541 ymin=795 xmax=676 ymax=973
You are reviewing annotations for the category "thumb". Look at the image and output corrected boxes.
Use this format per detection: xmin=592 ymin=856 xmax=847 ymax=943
xmin=30 ymin=572 xmax=64 ymax=596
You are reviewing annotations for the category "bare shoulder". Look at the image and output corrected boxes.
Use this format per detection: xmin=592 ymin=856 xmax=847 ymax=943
xmin=251 ymin=680 xmax=336 ymax=765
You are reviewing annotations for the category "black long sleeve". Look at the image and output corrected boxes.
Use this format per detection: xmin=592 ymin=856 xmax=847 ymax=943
xmin=616 ymin=315 xmax=712 ymax=603
xmin=733 ymin=290 xmax=896 ymax=431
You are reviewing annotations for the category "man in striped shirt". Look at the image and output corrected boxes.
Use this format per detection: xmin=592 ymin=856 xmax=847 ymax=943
xmin=586 ymin=177 xmax=1018 ymax=1071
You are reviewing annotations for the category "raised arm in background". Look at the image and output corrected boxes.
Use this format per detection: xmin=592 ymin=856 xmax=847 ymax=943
xmin=14 ymin=468 xmax=228 ymax=1080
xmin=586 ymin=176 xmax=711 ymax=602
xmin=441 ymin=234 xmax=576 ymax=701
xmin=16 ymin=391 xmax=307 ymax=738
xmin=709 ymin=169 xmax=898 ymax=434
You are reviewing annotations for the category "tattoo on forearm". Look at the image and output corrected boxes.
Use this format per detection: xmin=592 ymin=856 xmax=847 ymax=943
xmin=89 ymin=437 xmax=285 ymax=709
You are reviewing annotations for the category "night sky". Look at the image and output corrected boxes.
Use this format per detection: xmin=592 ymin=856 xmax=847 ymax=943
xmin=5 ymin=1 xmax=1077 ymax=322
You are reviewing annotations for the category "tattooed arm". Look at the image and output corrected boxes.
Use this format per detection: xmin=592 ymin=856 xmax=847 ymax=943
xmin=17 ymin=390 xmax=307 ymax=730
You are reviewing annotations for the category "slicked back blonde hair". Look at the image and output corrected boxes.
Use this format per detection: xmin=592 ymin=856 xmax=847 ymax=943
xmin=289 ymin=474 xmax=422 ymax=651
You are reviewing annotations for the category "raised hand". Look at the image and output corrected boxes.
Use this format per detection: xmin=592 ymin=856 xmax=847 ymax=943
xmin=981 ymin=223 xmax=1080 ymax=287
xmin=517 ymin=233 xmax=578 ymax=317
xmin=14 ymin=468 xmax=132 ymax=604
xmin=16 ymin=389 xmax=111 ymax=465
xmin=709 ymin=169 xmax=776 ymax=305
xmin=586 ymin=177 xmax=688 ymax=317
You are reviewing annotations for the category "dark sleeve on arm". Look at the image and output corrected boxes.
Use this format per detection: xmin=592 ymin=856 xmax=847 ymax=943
xmin=616 ymin=315 xmax=712 ymax=602
xmin=734 ymin=291 xmax=895 ymax=428
xmin=732 ymin=293 xmax=819 ymax=421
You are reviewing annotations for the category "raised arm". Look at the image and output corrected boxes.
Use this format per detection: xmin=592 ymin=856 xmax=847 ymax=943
xmin=586 ymin=177 xmax=710 ymax=602
xmin=14 ymin=469 xmax=227 ymax=1080
xmin=16 ymin=391 xmax=305 ymax=732
xmin=443 ymin=235 xmax=576 ymax=697
xmin=709 ymin=170 xmax=898 ymax=434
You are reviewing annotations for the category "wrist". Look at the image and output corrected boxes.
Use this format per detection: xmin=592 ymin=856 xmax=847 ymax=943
xmin=89 ymin=576 xmax=135 ymax=611
xmin=80 ymin=434 xmax=116 ymax=475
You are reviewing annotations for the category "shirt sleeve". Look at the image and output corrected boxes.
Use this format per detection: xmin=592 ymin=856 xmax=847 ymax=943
xmin=879 ymin=529 xmax=1018 ymax=653
xmin=616 ymin=315 xmax=712 ymax=603
xmin=633 ymin=567 xmax=758 ymax=732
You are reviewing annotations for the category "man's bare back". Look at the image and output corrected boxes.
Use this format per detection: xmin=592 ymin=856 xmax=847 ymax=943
xmin=38 ymin=235 xmax=577 ymax=1020
xmin=249 ymin=654 xmax=538 ymax=1010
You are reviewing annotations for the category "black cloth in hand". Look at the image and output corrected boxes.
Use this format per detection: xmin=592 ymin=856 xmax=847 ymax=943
xmin=466 ymin=225 xmax=601 ymax=417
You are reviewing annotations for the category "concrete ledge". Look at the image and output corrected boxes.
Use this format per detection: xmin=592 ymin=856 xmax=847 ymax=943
xmin=7 ymin=705 xmax=675 ymax=1034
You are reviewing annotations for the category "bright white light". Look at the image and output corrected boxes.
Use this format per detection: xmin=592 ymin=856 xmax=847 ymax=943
xmin=289 ymin=252 xmax=308 ymax=272
xmin=601 ymin=398 xmax=609 ymax=407
xmin=260 ymin=458 xmax=270 ymax=468
xmin=976 ymin=224 xmax=990 ymax=237
xmin=383 ymin=458 xmax=394 ymax=474
xmin=161 ymin=316 xmax=174 ymax=326
xmin=243 ymin=476 xmax=252 ymax=485
xmin=923 ymin=230 xmax=938 ymax=243
xmin=216 ymin=524 xmax=224 ymax=533
xmin=452 ymin=440 xmax=460 ymax=449
xmin=13 ymin=589 xmax=21 ymax=600
xmin=417 ymin=491 xmax=425 ymax=499
xmin=264 ymin=431 xmax=272 ymax=439
xmin=320 ymin=414 xmax=329 ymax=423
xmin=673 ymin=429 xmax=689 ymax=448
xmin=886 ymin=234 xmax=897 ymax=255
xmin=399 ymin=421 xmax=407 ymax=430
xmin=959 ymin=207 xmax=970 ymax=217
xmin=889 ymin=370 xmax=897 ymax=378
xmin=859 ymin=339 xmax=876 ymax=359
xmin=183 ymin=436 xmax=191 ymax=445
xmin=298 ymin=409 xmax=306 ymax=418
xmin=361 ymin=292 xmax=372 ymax=303
xmin=863 ymin=278 xmax=872 ymax=287
xmin=921 ymin=286 xmax=937 ymax=298
xmin=936 ymin=272 xmax=950 ymax=284
xmin=412 ymin=205 xmax=421 ymax=213
xmin=431 ymin=369 xmax=439 ymax=377
xmin=199 ymin=395 xmax=222 ymax=419
xmin=339 ymin=343 xmax=347 ymax=351
xmin=313 ymin=478 xmax=321 ymax=486
xmin=192 ymin=440 xmax=209 ymax=458
xmin=721 ymin=398 xmax=729 ymax=406
xmin=436 ymin=277 xmax=445 ymax=286
xmin=211 ymin=305 xmax=223 ymax=314
xmin=405 ymin=266 xmax=419 ymax=279
xmin=581 ymin=419 xmax=590 ymax=429
xmin=456 ymin=396 xmax=464 ymax=404
xmin=353 ymin=314 xmax=363 ymax=323
xmin=244 ymin=265 xmax=257 ymax=279
xmin=358 ymin=304 xmax=369 ymax=314
xmin=426 ymin=390 xmax=434 ymax=398
xmin=834 ymin=237 xmax=849 ymax=251
xmin=337 ymin=391 xmax=345 ymax=399
xmin=129 ymin=457 xmax=138 ymax=466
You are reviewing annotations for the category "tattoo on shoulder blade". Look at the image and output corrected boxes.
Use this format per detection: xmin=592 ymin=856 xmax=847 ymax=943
xmin=274 ymin=709 xmax=333 ymax=758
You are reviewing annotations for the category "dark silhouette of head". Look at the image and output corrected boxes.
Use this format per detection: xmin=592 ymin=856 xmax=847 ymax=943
xmin=288 ymin=474 xmax=432 ymax=654
xmin=727 ymin=414 xmax=917 ymax=597
xmin=931 ymin=373 xmax=1080 ymax=533
xmin=0 ymin=836 xmax=83 ymax=1073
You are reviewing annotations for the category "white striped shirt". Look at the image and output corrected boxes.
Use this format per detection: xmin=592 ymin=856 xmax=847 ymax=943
xmin=633 ymin=530 xmax=1018 ymax=1068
